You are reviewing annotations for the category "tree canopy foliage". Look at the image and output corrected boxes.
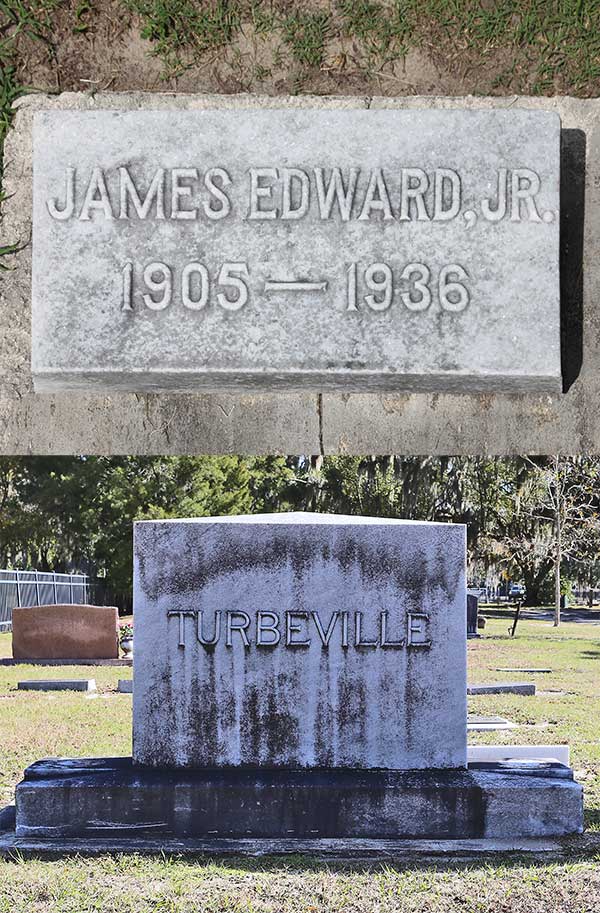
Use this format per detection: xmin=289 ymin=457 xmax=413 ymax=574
xmin=1 ymin=455 xmax=599 ymax=614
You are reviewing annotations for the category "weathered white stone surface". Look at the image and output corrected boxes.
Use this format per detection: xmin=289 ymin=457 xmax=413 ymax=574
xmin=133 ymin=513 xmax=467 ymax=770
xmin=30 ymin=107 xmax=559 ymax=394
xmin=3 ymin=92 xmax=598 ymax=454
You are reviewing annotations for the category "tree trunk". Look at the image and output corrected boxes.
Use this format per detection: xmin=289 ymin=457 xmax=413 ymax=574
xmin=521 ymin=558 xmax=553 ymax=607
xmin=554 ymin=512 xmax=561 ymax=627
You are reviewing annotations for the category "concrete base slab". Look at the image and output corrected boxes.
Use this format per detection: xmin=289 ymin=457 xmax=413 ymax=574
xmin=17 ymin=679 xmax=96 ymax=692
xmin=468 ymin=683 xmax=536 ymax=695
xmin=14 ymin=757 xmax=583 ymax=840
xmin=0 ymin=830 xmax=576 ymax=859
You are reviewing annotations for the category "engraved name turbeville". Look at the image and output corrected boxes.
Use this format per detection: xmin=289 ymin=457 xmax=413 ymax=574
xmin=132 ymin=514 xmax=467 ymax=770
xmin=32 ymin=109 xmax=560 ymax=393
xmin=167 ymin=608 xmax=431 ymax=650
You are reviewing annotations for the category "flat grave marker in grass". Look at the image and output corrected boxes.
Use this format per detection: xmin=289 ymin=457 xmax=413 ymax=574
xmin=468 ymin=682 xmax=536 ymax=695
xmin=467 ymin=715 xmax=518 ymax=731
xmin=17 ymin=679 xmax=96 ymax=692
xmin=31 ymin=108 xmax=560 ymax=395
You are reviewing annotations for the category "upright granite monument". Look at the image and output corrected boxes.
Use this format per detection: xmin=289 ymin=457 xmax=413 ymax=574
xmin=13 ymin=513 xmax=582 ymax=846
xmin=12 ymin=604 xmax=119 ymax=660
xmin=133 ymin=514 xmax=466 ymax=771
xmin=31 ymin=109 xmax=561 ymax=394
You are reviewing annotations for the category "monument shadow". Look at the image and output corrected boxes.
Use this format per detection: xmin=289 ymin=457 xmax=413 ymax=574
xmin=561 ymin=128 xmax=586 ymax=392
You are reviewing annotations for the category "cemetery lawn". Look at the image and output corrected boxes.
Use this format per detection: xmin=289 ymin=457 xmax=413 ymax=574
xmin=0 ymin=613 xmax=599 ymax=910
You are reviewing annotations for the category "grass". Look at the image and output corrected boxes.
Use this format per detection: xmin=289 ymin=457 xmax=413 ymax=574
xmin=0 ymin=641 xmax=132 ymax=809
xmin=3 ymin=0 xmax=600 ymax=96
xmin=115 ymin=0 xmax=600 ymax=88
xmin=0 ymin=1 xmax=58 ymax=159
xmin=124 ymin=0 xmax=242 ymax=75
xmin=0 ymin=613 xmax=599 ymax=909
xmin=0 ymin=0 xmax=60 ymax=266
xmin=0 ymin=854 xmax=600 ymax=912
xmin=468 ymin=612 xmax=600 ymax=830
xmin=282 ymin=10 xmax=332 ymax=70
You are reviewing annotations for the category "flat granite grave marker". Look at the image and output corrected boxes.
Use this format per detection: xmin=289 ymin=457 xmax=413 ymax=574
xmin=11 ymin=513 xmax=583 ymax=847
xmin=468 ymin=682 xmax=536 ymax=696
xmin=467 ymin=715 xmax=518 ymax=731
xmin=17 ymin=679 xmax=96 ymax=692
xmin=31 ymin=109 xmax=560 ymax=394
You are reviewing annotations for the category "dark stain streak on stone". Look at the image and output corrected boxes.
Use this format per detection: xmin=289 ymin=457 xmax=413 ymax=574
xmin=239 ymin=682 xmax=300 ymax=766
xmin=241 ymin=685 xmax=261 ymax=763
xmin=314 ymin=649 xmax=334 ymax=766
xmin=264 ymin=689 xmax=300 ymax=764
xmin=186 ymin=649 xmax=218 ymax=766
xmin=137 ymin=523 xmax=464 ymax=607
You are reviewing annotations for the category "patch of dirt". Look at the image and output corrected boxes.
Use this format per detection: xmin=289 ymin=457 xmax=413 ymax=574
xmin=19 ymin=7 xmax=166 ymax=94
xmin=11 ymin=0 xmax=565 ymax=102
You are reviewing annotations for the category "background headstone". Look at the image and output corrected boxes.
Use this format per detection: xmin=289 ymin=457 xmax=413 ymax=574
xmin=11 ymin=605 xmax=119 ymax=660
xmin=466 ymin=592 xmax=480 ymax=637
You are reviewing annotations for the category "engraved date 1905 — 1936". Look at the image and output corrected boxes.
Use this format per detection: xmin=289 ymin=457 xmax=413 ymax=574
xmin=121 ymin=260 xmax=471 ymax=314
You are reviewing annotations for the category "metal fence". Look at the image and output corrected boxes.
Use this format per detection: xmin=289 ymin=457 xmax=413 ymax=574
xmin=0 ymin=570 xmax=89 ymax=631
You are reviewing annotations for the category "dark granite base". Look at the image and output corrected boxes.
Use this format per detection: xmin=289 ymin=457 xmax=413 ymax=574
xmin=0 ymin=831 xmax=583 ymax=859
xmin=0 ymin=658 xmax=132 ymax=666
xmin=15 ymin=758 xmax=583 ymax=840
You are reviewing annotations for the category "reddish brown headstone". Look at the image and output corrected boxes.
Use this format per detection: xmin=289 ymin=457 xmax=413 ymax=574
xmin=12 ymin=605 xmax=119 ymax=660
